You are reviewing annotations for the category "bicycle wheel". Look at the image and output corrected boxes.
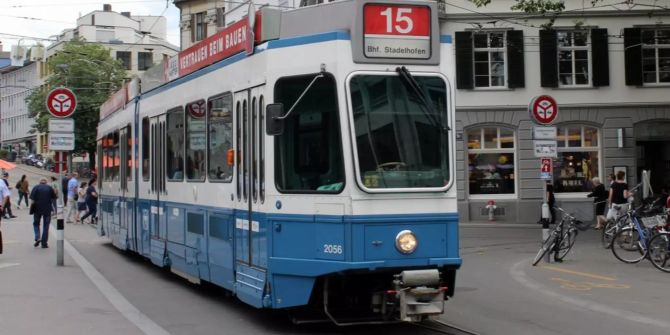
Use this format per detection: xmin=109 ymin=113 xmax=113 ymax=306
xmin=647 ymin=233 xmax=670 ymax=273
xmin=611 ymin=228 xmax=645 ymax=264
xmin=556 ymin=228 xmax=578 ymax=260
xmin=533 ymin=233 xmax=556 ymax=266
xmin=601 ymin=219 xmax=617 ymax=249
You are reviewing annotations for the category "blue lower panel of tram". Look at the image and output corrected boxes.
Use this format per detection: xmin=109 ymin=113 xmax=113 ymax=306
xmin=104 ymin=199 xmax=460 ymax=310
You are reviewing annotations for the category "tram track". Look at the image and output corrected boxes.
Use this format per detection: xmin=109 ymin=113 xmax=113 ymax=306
xmin=412 ymin=320 xmax=480 ymax=335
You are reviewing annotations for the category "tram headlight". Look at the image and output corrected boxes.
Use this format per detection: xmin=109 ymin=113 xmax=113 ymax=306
xmin=395 ymin=230 xmax=417 ymax=254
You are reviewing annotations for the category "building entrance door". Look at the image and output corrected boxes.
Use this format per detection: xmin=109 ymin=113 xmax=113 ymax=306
xmin=635 ymin=122 xmax=670 ymax=193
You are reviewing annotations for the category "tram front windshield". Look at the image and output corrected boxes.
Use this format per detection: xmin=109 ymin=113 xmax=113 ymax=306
xmin=349 ymin=74 xmax=450 ymax=190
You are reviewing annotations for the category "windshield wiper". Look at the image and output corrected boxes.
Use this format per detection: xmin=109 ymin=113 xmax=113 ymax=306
xmin=395 ymin=66 xmax=450 ymax=133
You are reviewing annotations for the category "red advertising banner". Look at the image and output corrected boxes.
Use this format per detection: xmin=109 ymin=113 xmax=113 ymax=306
xmin=178 ymin=18 xmax=256 ymax=77
xmin=100 ymin=83 xmax=128 ymax=119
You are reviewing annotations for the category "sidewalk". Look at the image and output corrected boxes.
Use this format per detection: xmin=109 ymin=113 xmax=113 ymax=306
xmin=0 ymin=166 xmax=142 ymax=334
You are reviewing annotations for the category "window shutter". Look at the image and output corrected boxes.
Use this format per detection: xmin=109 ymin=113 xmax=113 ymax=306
xmin=624 ymin=28 xmax=642 ymax=86
xmin=190 ymin=14 xmax=195 ymax=43
xmin=539 ymin=30 xmax=558 ymax=88
xmin=591 ymin=28 xmax=609 ymax=87
xmin=506 ymin=30 xmax=525 ymax=88
xmin=455 ymin=31 xmax=474 ymax=89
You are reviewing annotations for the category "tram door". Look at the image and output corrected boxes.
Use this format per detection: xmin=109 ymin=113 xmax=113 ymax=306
xmin=149 ymin=115 xmax=167 ymax=266
xmin=234 ymin=86 xmax=265 ymax=270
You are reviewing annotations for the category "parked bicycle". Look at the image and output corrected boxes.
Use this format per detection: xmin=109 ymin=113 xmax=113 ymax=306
xmin=643 ymin=210 xmax=670 ymax=272
xmin=610 ymin=203 xmax=666 ymax=264
xmin=533 ymin=207 xmax=589 ymax=266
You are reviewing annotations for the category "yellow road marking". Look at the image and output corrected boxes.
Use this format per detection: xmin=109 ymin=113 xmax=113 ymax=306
xmin=540 ymin=265 xmax=617 ymax=281
xmin=551 ymin=278 xmax=630 ymax=290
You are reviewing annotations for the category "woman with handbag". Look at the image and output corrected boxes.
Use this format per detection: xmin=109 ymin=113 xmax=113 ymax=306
xmin=607 ymin=171 xmax=630 ymax=222
xmin=16 ymin=175 xmax=29 ymax=209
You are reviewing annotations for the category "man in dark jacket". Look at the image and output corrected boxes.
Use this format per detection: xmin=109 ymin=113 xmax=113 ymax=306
xmin=30 ymin=178 xmax=57 ymax=248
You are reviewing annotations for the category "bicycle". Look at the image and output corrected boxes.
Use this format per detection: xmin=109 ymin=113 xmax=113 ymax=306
xmin=601 ymin=204 xmax=630 ymax=249
xmin=532 ymin=207 xmax=588 ymax=266
xmin=610 ymin=205 xmax=664 ymax=264
xmin=644 ymin=210 xmax=670 ymax=272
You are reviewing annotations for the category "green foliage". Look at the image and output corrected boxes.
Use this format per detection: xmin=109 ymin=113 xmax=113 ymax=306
xmin=26 ymin=39 xmax=127 ymax=156
xmin=0 ymin=149 xmax=8 ymax=159
xmin=469 ymin=0 xmax=604 ymax=28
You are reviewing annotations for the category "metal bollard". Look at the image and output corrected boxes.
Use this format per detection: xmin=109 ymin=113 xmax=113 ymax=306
xmin=541 ymin=203 xmax=551 ymax=263
xmin=56 ymin=202 xmax=64 ymax=266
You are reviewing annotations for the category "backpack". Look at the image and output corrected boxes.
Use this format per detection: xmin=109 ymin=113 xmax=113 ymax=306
xmin=15 ymin=181 xmax=21 ymax=189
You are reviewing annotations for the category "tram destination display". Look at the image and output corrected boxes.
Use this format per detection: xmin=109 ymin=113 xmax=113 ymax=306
xmin=363 ymin=4 xmax=431 ymax=59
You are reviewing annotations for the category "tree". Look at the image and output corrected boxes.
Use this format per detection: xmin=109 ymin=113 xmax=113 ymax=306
xmin=26 ymin=39 xmax=127 ymax=170
xmin=468 ymin=0 xmax=604 ymax=28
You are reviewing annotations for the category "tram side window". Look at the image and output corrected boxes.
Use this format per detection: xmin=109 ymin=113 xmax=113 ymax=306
xmin=125 ymin=125 xmax=132 ymax=182
xmin=142 ymin=117 xmax=149 ymax=181
xmin=274 ymin=73 xmax=344 ymax=193
xmin=112 ymin=131 xmax=120 ymax=181
xmin=186 ymin=100 xmax=206 ymax=181
xmin=207 ymin=93 xmax=233 ymax=182
xmin=167 ymin=107 xmax=185 ymax=181
xmin=103 ymin=135 xmax=111 ymax=182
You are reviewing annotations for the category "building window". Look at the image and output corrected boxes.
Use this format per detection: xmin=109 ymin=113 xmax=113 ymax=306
xmin=116 ymin=51 xmax=131 ymax=70
xmin=467 ymin=127 xmax=515 ymax=195
xmin=193 ymin=12 xmax=206 ymax=42
xmin=554 ymin=125 xmax=600 ymax=193
xmin=473 ymin=31 xmax=506 ymax=88
xmin=557 ymin=30 xmax=590 ymax=86
xmin=642 ymin=29 xmax=670 ymax=84
xmin=542 ymin=29 xmax=609 ymax=88
xmin=138 ymin=52 xmax=153 ymax=71
xmin=455 ymin=30 xmax=524 ymax=89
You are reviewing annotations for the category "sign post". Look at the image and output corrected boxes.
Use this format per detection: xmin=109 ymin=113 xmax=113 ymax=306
xmin=46 ymin=87 xmax=77 ymax=267
xmin=530 ymin=95 xmax=559 ymax=263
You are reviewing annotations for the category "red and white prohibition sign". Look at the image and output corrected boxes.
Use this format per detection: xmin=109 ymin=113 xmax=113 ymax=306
xmin=529 ymin=95 xmax=558 ymax=125
xmin=46 ymin=87 xmax=77 ymax=118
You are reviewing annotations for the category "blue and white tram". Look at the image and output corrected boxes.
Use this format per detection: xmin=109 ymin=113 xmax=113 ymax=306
xmin=97 ymin=0 xmax=460 ymax=323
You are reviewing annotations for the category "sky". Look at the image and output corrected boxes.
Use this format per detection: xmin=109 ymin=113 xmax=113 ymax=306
xmin=0 ymin=0 xmax=181 ymax=51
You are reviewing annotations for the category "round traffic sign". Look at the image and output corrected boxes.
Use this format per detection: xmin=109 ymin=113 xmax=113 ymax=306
xmin=46 ymin=87 xmax=77 ymax=118
xmin=529 ymin=95 xmax=558 ymax=125
xmin=188 ymin=101 xmax=205 ymax=118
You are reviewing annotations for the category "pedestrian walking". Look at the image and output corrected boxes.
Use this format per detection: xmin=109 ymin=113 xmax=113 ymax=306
xmin=2 ymin=172 xmax=16 ymax=219
xmin=80 ymin=180 xmax=98 ymax=225
xmin=546 ymin=180 xmax=556 ymax=225
xmin=587 ymin=177 xmax=608 ymax=229
xmin=29 ymin=178 xmax=57 ymax=248
xmin=50 ymin=176 xmax=59 ymax=214
xmin=61 ymin=173 xmax=70 ymax=206
xmin=64 ymin=172 xmax=78 ymax=223
xmin=77 ymin=182 xmax=88 ymax=223
xmin=0 ymin=179 xmax=10 ymax=252
xmin=607 ymin=170 xmax=629 ymax=221
xmin=16 ymin=174 xmax=29 ymax=209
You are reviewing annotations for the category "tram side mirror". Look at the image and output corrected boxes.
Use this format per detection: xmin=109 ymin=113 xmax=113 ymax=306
xmin=266 ymin=103 xmax=285 ymax=136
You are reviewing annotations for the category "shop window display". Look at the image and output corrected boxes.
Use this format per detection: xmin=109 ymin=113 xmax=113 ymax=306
xmin=467 ymin=127 xmax=515 ymax=195
xmin=554 ymin=126 xmax=600 ymax=193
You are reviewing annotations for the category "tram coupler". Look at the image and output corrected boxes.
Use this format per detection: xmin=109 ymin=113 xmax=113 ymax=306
xmin=391 ymin=269 xmax=445 ymax=322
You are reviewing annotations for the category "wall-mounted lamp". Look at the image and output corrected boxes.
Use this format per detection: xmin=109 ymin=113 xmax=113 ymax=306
xmin=617 ymin=128 xmax=624 ymax=148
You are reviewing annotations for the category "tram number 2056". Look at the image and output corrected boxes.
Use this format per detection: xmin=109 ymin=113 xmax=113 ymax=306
xmin=323 ymin=244 xmax=343 ymax=254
